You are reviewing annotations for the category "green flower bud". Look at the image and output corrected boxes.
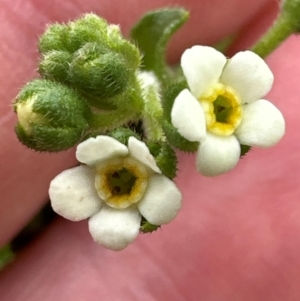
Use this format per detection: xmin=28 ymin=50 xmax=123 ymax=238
xmin=39 ymin=50 xmax=73 ymax=83
xmin=106 ymin=25 xmax=141 ymax=69
xmin=39 ymin=23 xmax=72 ymax=53
xmin=68 ymin=13 xmax=109 ymax=51
xmin=69 ymin=43 xmax=130 ymax=99
xmin=14 ymin=80 xmax=91 ymax=152
xmin=69 ymin=14 xmax=141 ymax=67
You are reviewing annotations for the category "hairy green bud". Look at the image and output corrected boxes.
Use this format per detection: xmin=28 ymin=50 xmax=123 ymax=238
xmin=39 ymin=23 xmax=72 ymax=53
xmin=69 ymin=43 xmax=130 ymax=99
xmin=39 ymin=50 xmax=73 ymax=83
xmin=14 ymin=80 xmax=91 ymax=152
xmin=107 ymin=25 xmax=141 ymax=69
xmin=69 ymin=14 xmax=141 ymax=68
xmin=67 ymin=13 xmax=109 ymax=51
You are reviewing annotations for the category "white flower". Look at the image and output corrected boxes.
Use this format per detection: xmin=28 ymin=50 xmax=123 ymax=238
xmin=49 ymin=136 xmax=182 ymax=251
xmin=171 ymin=46 xmax=285 ymax=176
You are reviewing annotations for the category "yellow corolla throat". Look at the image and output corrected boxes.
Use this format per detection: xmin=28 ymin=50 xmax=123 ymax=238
xmin=95 ymin=157 xmax=149 ymax=209
xmin=199 ymin=83 xmax=243 ymax=136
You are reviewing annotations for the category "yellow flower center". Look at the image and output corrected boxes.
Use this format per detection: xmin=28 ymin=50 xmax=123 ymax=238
xmin=95 ymin=157 xmax=149 ymax=209
xmin=200 ymin=83 xmax=243 ymax=136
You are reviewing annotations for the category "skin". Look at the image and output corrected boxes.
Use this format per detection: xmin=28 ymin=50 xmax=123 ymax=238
xmin=1 ymin=0 xmax=300 ymax=300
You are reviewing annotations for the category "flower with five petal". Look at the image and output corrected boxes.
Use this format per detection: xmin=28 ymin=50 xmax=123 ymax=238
xmin=49 ymin=135 xmax=182 ymax=250
xmin=171 ymin=46 xmax=285 ymax=176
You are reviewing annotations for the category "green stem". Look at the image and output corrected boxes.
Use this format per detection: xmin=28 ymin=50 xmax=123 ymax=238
xmin=143 ymin=107 xmax=164 ymax=141
xmin=141 ymin=80 xmax=165 ymax=141
xmin=251 ymin=13 xmax=295 ymax=58
xmin=89 ymin=109 xmax=140 ymax=130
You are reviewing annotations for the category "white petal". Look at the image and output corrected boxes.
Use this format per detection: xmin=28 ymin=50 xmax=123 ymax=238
xmin=171 ymin=89 xmax=206 ymax=141
xmin=138 ymin=174 xmax=182 ymax=225
xmin=196 ymin=133 xmax=240 ymax=176
xmin=49 ymin=166 xmax=101 ymax=221
xmin=181 ymin=46 xmax=227 ymax=98
xmin=128 ymin=136 xmax=161 ymax=173
xmin=220 ymin=51 xmax=274 ymax=104
xmin=76 ymin=136 xmax=128 ymax=165
xmin=235 ymin=99 xmax=285 ymax=147
xmin=88 ymin=205 xmax=141 ymax=251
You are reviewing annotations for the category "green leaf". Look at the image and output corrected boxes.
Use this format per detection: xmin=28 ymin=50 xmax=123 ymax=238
xmin=0 ymin=245 xmax=15 ymax=270
xmin=130 ymin=8 xmax=189 ymax=83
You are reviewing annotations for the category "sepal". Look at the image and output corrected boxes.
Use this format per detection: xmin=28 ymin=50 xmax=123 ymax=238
xmin=240 ymin=144 xmax=251 ymax=157
xmin=108 ymin=127 xmax=141 ymax=145
xmin=39 ymin=13 xmax=142 ymax=106
xmin=147 ymin=141 xmax=178 ymax=179
xmin=162 ymin=78 xmax=199 ymax=152
xmin=140 ymin=218 xmax=160 ymax=233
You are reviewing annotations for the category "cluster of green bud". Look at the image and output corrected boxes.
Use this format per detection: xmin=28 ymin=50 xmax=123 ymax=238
xmin=14 ymin=14 xmax=144 ymax=152
xmin=39 ymin=14 xmax=140 ymax=103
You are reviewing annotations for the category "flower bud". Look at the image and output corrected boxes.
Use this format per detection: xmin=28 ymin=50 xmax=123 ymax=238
xmin=67 ymin=13 xmax=109 ymax=51
xmin=14 ymin=80 xmax=91 ymax=152
xmin=39 ymin=50 xmax=73 ymax=83
xmin=69 ymin=43 xmax=130 ymax=99
xmin=107 ymin=25 xmax=141 ymax=70
xmin=69 ymin=14 xmax=141 ymax=68
xmin=39 ymin=23 xmax=72 ymax=54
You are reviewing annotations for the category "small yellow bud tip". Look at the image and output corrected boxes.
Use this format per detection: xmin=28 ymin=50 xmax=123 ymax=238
xmin=200 ymin=83 xmax=243 ymax=136
xmin=16 ymin=97 xmax=45 ymax=134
